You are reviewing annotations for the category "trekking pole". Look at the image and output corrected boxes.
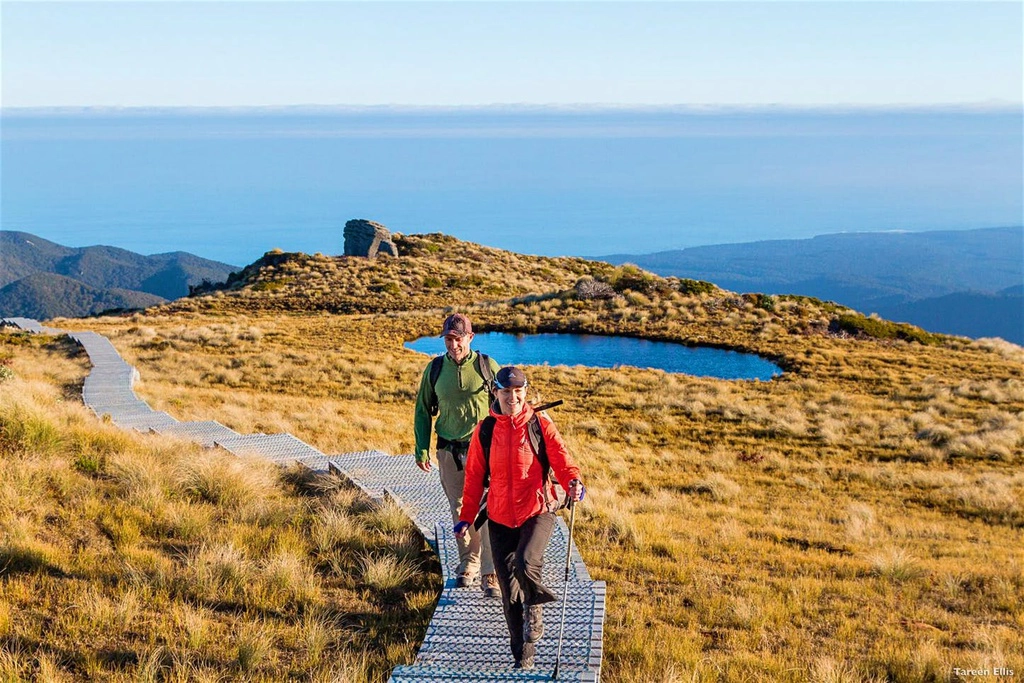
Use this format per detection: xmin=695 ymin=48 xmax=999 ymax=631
xmin=552 ymin=499 xmax=577 ymax=681
xmin=533 ymin=399 xmax=564 ymax=413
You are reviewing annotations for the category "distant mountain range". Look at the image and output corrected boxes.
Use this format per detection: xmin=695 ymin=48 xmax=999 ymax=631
xmin=0 ymin=231 xmax=238 ymax=319
xmin=604 ymin=226 xmax=1024 ymax=344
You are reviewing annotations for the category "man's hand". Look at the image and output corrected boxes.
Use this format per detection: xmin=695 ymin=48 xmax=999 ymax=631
xmin=568 ymin=479 xmax=586 ymax=503
xmin=416 ymin=458 xmax=432 ymax=472
xmin=454 ymin=521 xmax=470 ymax=538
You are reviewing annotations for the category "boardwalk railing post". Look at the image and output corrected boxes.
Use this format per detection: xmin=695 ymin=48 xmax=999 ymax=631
xmin=553 ymin=500 xmax=577 ymax=680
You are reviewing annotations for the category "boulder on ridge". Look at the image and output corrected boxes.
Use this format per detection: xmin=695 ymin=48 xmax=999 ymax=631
xmin=344 ymin=219 xmax=399 ymax=258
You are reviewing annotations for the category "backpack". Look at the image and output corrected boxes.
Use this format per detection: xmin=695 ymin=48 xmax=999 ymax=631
xmin=476 ymin=404 xmax=568 ymax=515
xmin=427 ymin=352 xmax=495 ymax=417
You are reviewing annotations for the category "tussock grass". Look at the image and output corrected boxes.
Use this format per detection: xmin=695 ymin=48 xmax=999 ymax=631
xmin=0 ymin=331 xmax=439 ymax=681
xmin=361 ymin=498 xmax=416 ymax=536
xmin=32 ymin=236 xmax=1024 ymax=680
xmin=689 ymin=473 xmax=742 ymax=502
xmin=235 ymin=622 xmax=275 ymax=672
xmin=157 ymin=234 xmax=613 ymax=316
xmin=868 ymin=547 xmax=925 ymax=582
xmin=358 ymin=553 xmax=418 ymax=591
xmin=311 ymin=507 xmax=364 ymax=554
xmin=177 ymin=452 xmax=278 ymax=511
xmin=299 ymin=610 xmax=337 ymax=667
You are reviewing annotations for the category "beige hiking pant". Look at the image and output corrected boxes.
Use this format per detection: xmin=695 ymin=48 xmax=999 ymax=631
xmin=437 ymin=447 xmax=493 ymax=578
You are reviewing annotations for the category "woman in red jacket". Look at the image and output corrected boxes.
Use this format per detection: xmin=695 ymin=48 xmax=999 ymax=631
xmin=456 ymin=366 xmax=586 ymax=670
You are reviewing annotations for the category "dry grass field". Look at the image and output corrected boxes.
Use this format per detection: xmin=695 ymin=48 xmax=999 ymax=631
xmin=0 ymin=335 xmax=439 ymax=682
xmin=5 ymin=233 xmax=1022 ymax=682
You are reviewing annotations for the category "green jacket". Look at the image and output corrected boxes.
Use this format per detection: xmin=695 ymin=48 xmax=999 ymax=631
xmin=414 ymin=350 xmax=500 ymax=463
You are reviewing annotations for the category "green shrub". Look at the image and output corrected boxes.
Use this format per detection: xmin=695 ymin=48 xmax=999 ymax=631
xmin=371 ymin=282 xmax=402 ymax=296
xmin=743 ymin=293 xmax=777 ymax=312
xmin=832 ymin=314 xmax=943 ymax=346
xmin=251 ymin=280 xmax=289 ymax=292
xmin=607 ymin=264 xmax=657 ymax=294
xmin=780 ymin=294 xmax=844 ymax=314
xmin=677 ymin=278 xmax=716 ymax=296
xmin=449 ymin=274 xmax=486 ymax=288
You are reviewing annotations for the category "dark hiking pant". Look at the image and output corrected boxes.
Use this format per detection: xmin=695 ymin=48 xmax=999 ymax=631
xmin=488 ymin=513 xmax=557 ymax=662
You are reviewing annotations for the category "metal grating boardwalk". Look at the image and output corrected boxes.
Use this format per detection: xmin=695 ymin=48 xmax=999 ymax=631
xmin=2 ymin=318 xmax=606 ymax=682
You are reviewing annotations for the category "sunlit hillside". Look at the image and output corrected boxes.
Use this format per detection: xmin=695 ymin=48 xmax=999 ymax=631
xmin=0 ymin=335 xmax=438 ymax=682
xmin=7 ymin=233 xmax=1023 ymax=682
xmin=176 ymin=233 xmax=616 ymax=315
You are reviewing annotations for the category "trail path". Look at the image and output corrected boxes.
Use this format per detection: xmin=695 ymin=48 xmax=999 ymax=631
xmin=3 ymin=318 xmax=606 ymax=682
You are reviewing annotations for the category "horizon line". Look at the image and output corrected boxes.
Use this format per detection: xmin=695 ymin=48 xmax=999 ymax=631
xmin=3 ymin=101 xmax=1021 ymax=116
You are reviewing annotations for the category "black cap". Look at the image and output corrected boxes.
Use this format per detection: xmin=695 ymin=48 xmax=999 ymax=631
xmin=495 ymin=366 xmax=528 ymax=389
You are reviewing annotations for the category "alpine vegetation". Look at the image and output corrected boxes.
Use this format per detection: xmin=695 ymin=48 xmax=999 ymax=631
xmin=5 ymin=231 xmax=1023 ymax=681
xmin=0 ymin=332 xmax=436 ymax=682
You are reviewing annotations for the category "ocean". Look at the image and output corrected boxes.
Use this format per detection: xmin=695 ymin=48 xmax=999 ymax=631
xmin=1 ymin=106 xmax=1021 ymax=267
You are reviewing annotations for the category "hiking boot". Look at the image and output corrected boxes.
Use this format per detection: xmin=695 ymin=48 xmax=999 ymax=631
xmin=514 ymin=643 xmax=536 ymax=670
xmin=455 ymin=572 xmax=476 ymax=588
xmin=482 ymin=573 xmax=500 ymax=598
xmin=524 ymin=604 xmax=544 ymax=643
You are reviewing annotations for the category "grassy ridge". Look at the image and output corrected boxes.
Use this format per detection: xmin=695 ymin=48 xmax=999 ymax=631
xmin=0 ymin=333 xmax=438 ymax=682
xmin=173 ymin=233 xmax=614 ymax=315
xmin=12 ymin=234 xmax=1024 ymax=681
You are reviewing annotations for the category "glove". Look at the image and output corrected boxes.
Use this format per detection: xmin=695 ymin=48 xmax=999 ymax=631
xmin=568 ymin=479 xmax=586 ymax=503
xmin=454 ymin=521 xmax=470 ymax=537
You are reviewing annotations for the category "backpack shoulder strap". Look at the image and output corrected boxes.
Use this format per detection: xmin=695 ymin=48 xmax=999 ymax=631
xmin=479 ymin=416 xmax=496 ymax=486
xmin=475 ymin=352 xmax=495 ymax=390
xmin=527 ymin=415 xmax=547 ymax=470
xmin=427 ymin=355 xmax=445 ymax=416
xmin=528 ymin=414 xmax=565 ymax=510
xmin=475 ymin=352 xmax=491 ymax=376
xmin=429 ymin=354 xmax=445 ymax=387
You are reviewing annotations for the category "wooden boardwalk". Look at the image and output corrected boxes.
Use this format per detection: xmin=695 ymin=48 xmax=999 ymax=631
xmin=2 ymin=318 xmax=606 ymax=682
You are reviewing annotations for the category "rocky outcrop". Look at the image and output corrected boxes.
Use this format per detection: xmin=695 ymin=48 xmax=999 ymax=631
xmin=344 ymin=219 xmax=398 ymax=258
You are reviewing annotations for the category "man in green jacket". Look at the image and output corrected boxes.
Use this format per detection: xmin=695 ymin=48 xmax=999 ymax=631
xmin=414 ymin=313 xmax=501 ymax=596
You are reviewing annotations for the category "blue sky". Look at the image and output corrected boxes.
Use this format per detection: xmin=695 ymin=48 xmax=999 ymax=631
xmin=2 ymin=1 xmax=1021 ymax=108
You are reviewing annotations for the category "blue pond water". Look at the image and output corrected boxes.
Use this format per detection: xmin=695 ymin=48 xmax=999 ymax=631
xmin=405 ymin=332 xmax=783 ymax=381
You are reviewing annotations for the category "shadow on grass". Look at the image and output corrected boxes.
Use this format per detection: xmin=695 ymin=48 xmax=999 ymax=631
xmin=0 ymin=545 xmax=69 ymax=578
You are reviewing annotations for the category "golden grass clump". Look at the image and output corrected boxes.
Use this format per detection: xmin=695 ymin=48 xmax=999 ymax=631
xmin=177 ymin=452 xmax=280 ymax=512
xmin=359 ymin=553 xmax=418 ymax=591
xmin=0 ymin=330 xmax=439 ymax=682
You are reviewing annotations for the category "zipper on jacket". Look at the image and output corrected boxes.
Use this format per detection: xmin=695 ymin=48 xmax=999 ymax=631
xmin=456 ymin=352 xmax=471 ymax=391
xmin=506 ymin=423 xmax=517 ymax=526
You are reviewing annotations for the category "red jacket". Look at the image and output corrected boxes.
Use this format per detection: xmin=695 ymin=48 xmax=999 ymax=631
xmin=460 ymin=403 xmax=581 ymax=529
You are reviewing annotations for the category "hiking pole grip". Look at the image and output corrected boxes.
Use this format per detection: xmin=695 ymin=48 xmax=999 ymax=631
xmin=553 ymin=500 xmax=576 ymax=680
xmin=533 ymin=399 xmax=564 ymax=413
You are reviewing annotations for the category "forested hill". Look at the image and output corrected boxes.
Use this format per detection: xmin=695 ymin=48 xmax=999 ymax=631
xmin=0 ymin=272 xmax=167 ymax=319
xmin=604 ymin=226 xmax=1023 ymax=343
xmin=0 ymin=231 xmax=238 ymax=319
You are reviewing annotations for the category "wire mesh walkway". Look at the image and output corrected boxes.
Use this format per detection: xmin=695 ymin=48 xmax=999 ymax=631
xmin=2 ymin=318 xmax=606 ymax=682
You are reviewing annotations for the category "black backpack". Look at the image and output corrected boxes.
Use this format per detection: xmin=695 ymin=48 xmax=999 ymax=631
xmin=426 ymin=352 xmax=495 ymax=417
